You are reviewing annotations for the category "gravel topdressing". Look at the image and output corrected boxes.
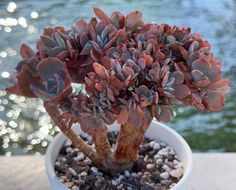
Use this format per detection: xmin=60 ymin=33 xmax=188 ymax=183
xmin=55 ymin=132 xmax=184 ymax=190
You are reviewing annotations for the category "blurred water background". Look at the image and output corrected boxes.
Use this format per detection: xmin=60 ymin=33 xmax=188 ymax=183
xmin=0 ymin=0 xmax=235 ymax=156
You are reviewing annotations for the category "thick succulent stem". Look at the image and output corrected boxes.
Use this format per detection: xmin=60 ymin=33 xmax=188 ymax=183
xmin=79 ymin=115 xmax=112 ymax=159
xmin=43 ymin=102 xmax=101 ymax=165
xmin=114 ymin=108 xmax=153 ymax=169
xmin=93 ymin=131 xmax=112 ymax=158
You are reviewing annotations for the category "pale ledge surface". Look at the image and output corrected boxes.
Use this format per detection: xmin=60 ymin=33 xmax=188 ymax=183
xmin=0 ymin=153 xmax=235 ymax=190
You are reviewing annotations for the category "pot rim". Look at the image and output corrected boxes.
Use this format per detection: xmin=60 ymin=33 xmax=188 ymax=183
xmin=45 ymin=120 xmax=192 ymax=190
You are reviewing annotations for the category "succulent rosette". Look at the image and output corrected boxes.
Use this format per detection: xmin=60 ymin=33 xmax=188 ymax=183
xmin=6 ymin=44 xmax=72 ymax=104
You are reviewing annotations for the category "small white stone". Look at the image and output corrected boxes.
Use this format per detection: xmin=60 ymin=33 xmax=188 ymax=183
xmin=149 ymin=141 xmax=156 ymax=147
xmin=118 ymin=175 xmax=125 ymax=182
xmin=124 ymin=170 xmax=130 ymax=177
xmin=156 ymin=158 xmax=163 ymax=165
xmin=173 ymin=160 xmax=180 ymax=165
xmin=65 ymin=139 xmax=72 ymax=146
xmin=68 ymin=167 xmax=77 ymax=177
xmin=154 ymin=154 xmax=160 ymax=160
xmin=158 ymin=150 xmax=168 ymax=157
xmin=111 ymin=179 xmax=118 ymax=186
xmin=66 ymin=147 xmax=72 ymax=153
xmin=98 ymin=172 xmax=103 ymax=176
xmin=77 ymin=152 xmax=85 ymax=161
xmin=91 ymin=166 xmax=98 ymax=173
xmin=162 ymin=165 xmax=171 ymax=173
xmin=153 ymin=143 xmax=161 ymax=150
xmin=60 ymin=157 xmax=67 ymax=162
xmin=170 ymin=168 xmax=184 ymax=178
xmin=80 ymin=171 xmax=87 ymax=176
xmin=131 ymin=172 xmax=138 ymax=177
xmin=146 ymin=163 xmax=155 ymax=170
xmin=71 ymin=186 xmax=79 ymax=190
xmin=160 ymin=172 xmax=169 ymax=180
xmin=144 ymin=155 xmax=149 ymax=162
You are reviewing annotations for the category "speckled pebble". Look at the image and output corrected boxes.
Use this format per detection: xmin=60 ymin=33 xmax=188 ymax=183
xmin=170 ymin=168 xmax=184 ymax=178
xmin=124 ymin=170 xmax=130 ymax=177
xmin=162 ymin=164 xmax=171 ymax=173
xmin=160 ymin=172 xmax=169 ymax=179
xmin=153 ymin=143 xmax=161 ymax=150
xmin=91 ymin=166 xmax=98 ymax=173
xmin=71 ymin=185 xmax=80 ymax=190
xmin=69 ymin=167 xmax=77 ymax=177
xmin=146 ymin=163 xmax=155 ymax=170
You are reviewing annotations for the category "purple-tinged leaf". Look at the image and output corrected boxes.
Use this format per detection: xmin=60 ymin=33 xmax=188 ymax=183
xmin=159 ymin=106 xmax=173 ymax=122
xmin=80 ymin=42 xmax=93 ymax=55
xmin=93 ymin=62 xmax=110 ymax=80
xmin=203 ymin=91 xmax=224 ymax=111
xmin=20 ymin=44 xmax=35 ymax=59
xmin=125 ymin=11 xmax=144 ymax=31
xmin=191 ymin=70 xmax=206 ymax=81
xmin=208 ymin=79 xmax=230 ymax=90
xmin=171 ymin=71 xmax=184 ymax=85
xmin=179 ymin=46 xmax=188 ymax=60
xmin=173 ymin=84 xmax=190 ymax=99
xmin=93 ymin=7 xmax=112 ymax=24
xmin=73 ymin=19 xmax=88 ymax=34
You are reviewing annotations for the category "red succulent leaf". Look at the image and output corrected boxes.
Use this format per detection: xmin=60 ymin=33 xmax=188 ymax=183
xmin=173 ymin=84 xmax=190 ymax=99
xmin=191 ymin=70 xmax=206 ymax=81
xmin=208 ymin=79 xmax=230 ymax=90
xmin=179 ymin=46 xmax=188 ymax=60
xmin=20 ymin=44 xmax=36 ymax=59
xmin=192 ymin=80 xmax=211 ymax=88
xmin=73 ymin=19 xmax=88 ymax=34
xmin=171 ymin=71 xmax=184 ymax=85
xmin=125 ymin=11 xmax=144 ymax=31
xmin=93 ymin=62 xmax=110 ymax=80
xmin=158 ymin=106 xmax=173 ymax=123
xmin=15 ymin=67 xmax=38 ymax=97
xmin=203 ymin=91 xmax=224 ymax=111
xmin=111 ymin=11 xmax=125 ymax=29
xmin=80 ymin=42 xmax=93 ymax=55
xmin=93 ymin=7 xmax=111 ymax=24
xmin=37 ymin=57 xmax=66 ymax=80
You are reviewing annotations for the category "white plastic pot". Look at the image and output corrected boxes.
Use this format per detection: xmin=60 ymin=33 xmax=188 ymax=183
xmin=45 ymin=120 xmax=192 ymax=190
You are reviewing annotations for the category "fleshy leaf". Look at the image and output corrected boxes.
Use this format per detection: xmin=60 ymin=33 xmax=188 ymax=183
xmin=93 ymin=7 xmax=111 ymax=24
xmin=93 ymin=62 xmax=110 ymax=80
xmin=173 ymin=84 xmax=190 ymax=99
xmin=159 ymin=107 xmax=173 ymax=122
xmin=20 ymin=44 xmax=35 ymax=59
xmin=73 ymin=19 xmax=88 ymax=34
xmin=171 ymin=71 xmax=184 ymax=85
xmin=203 ymin=91 xmax=224 ymax=111
xmin=125 ymin=11 xmax=144 ymax=31
xmin=37 ymin=57 xmax=66 ymax=80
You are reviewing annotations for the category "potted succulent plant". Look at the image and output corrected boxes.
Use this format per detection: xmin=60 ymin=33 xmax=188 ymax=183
xmin=5 ymin=7 xmax=230 ymax=190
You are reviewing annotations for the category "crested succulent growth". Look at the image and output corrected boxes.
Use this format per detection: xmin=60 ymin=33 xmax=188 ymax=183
xmin=6 ymin=8 xmax=230 ymax=174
